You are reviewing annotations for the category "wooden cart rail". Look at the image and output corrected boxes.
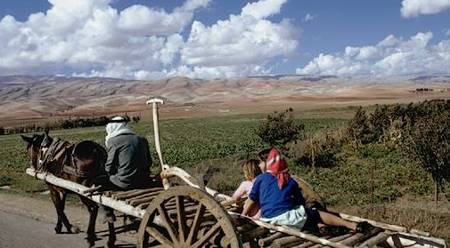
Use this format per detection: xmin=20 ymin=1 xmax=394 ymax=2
xmin=26 ymin=168 xmax=146 ymax=218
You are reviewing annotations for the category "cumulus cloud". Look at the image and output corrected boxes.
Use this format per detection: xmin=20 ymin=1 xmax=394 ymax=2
xmin=303 ymin=13 xmax=316 ymax=22
xmin=401 ymin=0 xmax=450 ymax=18
xmin=0 ymin=0 xmax=210 ymax=79
xmin=177 ymin=0 xmax=298 ymax=78
xmin=296 ymin=32 xmax=450 ymax=76
xmin=0 ymin=0 xmax=298 ymax=79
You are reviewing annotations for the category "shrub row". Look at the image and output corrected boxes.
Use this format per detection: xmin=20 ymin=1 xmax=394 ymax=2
xmin=0 ymin=115 xmax=141 ymax=135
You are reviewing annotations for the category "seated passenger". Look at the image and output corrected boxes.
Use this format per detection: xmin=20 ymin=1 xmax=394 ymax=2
xmin=95 ymin=116 xmax=152 ymax=225
xmin=96 ymin=116 xmax=151 ymax=190
xmin=257 ymin=148 xmax=271 ymax=172
xmin=243 ymin=148 xmax=372 ymax=234
xmin=232 ymin=159 xmax=262 ymax=218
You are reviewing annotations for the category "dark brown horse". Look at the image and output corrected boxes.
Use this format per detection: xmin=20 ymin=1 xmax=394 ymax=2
xmin=22 ymin=131 xmax=116 ymax=247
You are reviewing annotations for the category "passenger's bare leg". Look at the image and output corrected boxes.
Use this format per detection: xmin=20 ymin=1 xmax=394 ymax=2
xmin=318 ymin=210 xmax=357 ymax=230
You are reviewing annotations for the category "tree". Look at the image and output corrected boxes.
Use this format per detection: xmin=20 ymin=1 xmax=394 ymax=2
xmin=369 ymin=105 xmax=390 ymax=142
xmin=0 ymin=126 xmax=4 ymax=135
xmin=256 ymin=108 xmax=304 ymax=148
xmin=292 ymin=132 xmax=340 ymax=169
xmin=347 ymin=107 xmax=373 ymax=148
xmin=400 ymin=101 xmax=450 ymax=203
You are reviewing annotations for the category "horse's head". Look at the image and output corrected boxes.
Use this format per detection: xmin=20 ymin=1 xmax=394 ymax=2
xmin=21 ymin=130 xmax=53 ymax=170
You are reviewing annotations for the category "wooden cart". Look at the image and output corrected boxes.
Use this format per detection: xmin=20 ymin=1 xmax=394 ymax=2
xmin=25 ymin=99 xmax=447 ymax=248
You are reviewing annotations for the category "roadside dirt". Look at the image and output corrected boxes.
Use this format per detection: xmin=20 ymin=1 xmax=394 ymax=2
xmin=0 ymin=192 xmax=138 ymax=247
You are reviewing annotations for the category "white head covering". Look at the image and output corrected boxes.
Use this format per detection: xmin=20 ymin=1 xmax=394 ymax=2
xmin=105 ymin=116 xmax=135 ymax=147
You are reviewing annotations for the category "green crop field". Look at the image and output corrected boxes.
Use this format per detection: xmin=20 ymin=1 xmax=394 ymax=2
xmin=0 ymin=114 xmax=347 ymax=193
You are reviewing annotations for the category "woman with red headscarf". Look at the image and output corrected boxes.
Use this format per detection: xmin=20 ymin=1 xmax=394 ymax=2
xmin=243 ymin=148 xmax=372 ymax=234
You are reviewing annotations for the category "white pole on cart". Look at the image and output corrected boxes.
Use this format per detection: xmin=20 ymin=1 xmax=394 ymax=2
xmin=146 ymin=98 xmax=170 ymax=189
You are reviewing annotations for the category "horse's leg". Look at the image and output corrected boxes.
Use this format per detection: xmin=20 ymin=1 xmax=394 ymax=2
xmin=60 ymin=192 xmax=81 ymax=233
xmin=49 ymin=187 xmax=63 ymax=234
xmin=79 ymin=196 xmax=98 ymax=247
xmin=51 ymin=188 xmax=80 ymax=234
xmin=98 ymin=202 xmax=117 ymax=247
xmin=107 ymin=221 xmax=116 ymax=248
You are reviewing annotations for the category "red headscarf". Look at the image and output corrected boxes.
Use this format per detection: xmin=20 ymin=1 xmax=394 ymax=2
xmin=266 ymin=148 xmax=290 ymax=189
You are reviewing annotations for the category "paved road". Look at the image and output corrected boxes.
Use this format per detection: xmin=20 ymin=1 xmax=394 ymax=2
xmin=0 ymin=210 xmax=135 ymax=248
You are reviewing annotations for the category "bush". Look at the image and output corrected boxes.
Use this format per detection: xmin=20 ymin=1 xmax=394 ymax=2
xmin=347 ymin=107 xmax=373 ymax=147
xmin=2 ymin=115 xmax=141 ymax=135
xmin=291 ymin=132 xmax=342 ymax=168
xmin=255 ymin=108 xmax=304 ymax=148
xmin=0 ymin=176 xmax=12 ymax=186
xmin=400 ymin=102 xmax=450 ymax=203
xmin=369 ymin=104 xmax=390 ymax=142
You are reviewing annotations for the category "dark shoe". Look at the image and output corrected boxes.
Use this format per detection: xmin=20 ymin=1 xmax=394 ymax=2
xmin=356 ymin=221 xmax=374 ymax=234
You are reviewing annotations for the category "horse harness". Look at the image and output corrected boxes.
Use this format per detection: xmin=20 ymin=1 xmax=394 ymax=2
xmin=39 ymin=138 xmax=93 ymax=178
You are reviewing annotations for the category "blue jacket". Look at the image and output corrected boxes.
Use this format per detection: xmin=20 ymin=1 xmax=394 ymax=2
xmin=249 ymin=172 xmax=306 ymax=218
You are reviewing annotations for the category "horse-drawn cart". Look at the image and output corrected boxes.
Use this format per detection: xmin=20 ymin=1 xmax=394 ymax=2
xmin=25 ymin=99 xmax=447 ymax=248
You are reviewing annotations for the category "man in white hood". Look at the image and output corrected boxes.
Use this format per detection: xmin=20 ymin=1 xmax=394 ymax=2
xmin=97 ymin=116 xmax=152 ymax=229
xmin=102 ymin=116 xmax=151 ymax=189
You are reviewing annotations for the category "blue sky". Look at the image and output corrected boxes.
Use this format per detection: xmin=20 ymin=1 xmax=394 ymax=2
xmin=0 ymin=0 xmax=449 ymax=79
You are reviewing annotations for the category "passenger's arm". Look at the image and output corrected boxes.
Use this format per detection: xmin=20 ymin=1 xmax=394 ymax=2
xmin=242 ymin=198 xmax=256 ymax=216
xmin=232 ymin=182 xmax=247 ymax=202
xmin=244 ymin=176 xmax=261 ymax=216
xmin=104 ymin=145 xmax=117 ymax=174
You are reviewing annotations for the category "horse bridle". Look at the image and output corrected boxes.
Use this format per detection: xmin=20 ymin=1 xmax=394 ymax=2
xmin=38 ymin=146 xmax=49 ymax=168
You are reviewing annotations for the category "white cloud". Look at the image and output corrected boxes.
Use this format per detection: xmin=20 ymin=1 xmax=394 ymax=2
xmin=178 ymin=0 xmax=298 ymax=78
xmin=401 ymin=0 xmax=450 ymax=18
xmin=303 ymin=13 xmax=316 ymax=22
xmin=117 ymin=5 xmax=195 ymax=36
xmin=446 ymin=28 xmax=450 ymax=36
xmin=241 ymin=0 xmax=287 ymax=19
xmin=297 ymin=32 xmax=450 ymax=76
xmin=0 ymin=0 xmax=299 ymax=80
xmin=0 ymin=0 xmax=211 ymax=79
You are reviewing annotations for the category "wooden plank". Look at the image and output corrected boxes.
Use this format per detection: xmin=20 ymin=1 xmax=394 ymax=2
xmin=309 ymin=234 xmax=352 ymax=248
xmin=115 ymin=188 xmax=162 ymax=200
xmin=292 ymin=241 xmax=314 ymax=248
xmin=340 ymin=228 xmax=382 ymax=246
xmin=111 ymin=189 xmax=139 ymax=199
xmin=258 ymin=232 xmax=287 ymax=247
xmin=339 ymin=213 xmax=407 ymax=233
xmin=26 ymin=168 xmax=145 ymax=218
xmin=229 ymin=213 xmax=351 ymax=248
xmin=125 ymin=189 xmax=164 ymax=203
xmin=394 ymin=232 xmax=447 ymax=248
xmin=129 ymin=195 xmax=159 ymax=206
xmin=80 ymin=185 xmax=102 ymax=194
xmin=358 ymin=231 xmax=392 ymax=247
xmin=241 ymin=227 xmax=268 ymax=243
xmin=271 ymin=236 xmax=305 ymax=248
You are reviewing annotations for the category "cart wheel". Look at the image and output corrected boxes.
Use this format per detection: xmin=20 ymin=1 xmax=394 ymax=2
xmin=137 ymin=186 xmax=242 ymax=248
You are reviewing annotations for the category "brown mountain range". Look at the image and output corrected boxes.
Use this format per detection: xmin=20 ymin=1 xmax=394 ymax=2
xmin=1 ymin=75 xmax=450 ymax=126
